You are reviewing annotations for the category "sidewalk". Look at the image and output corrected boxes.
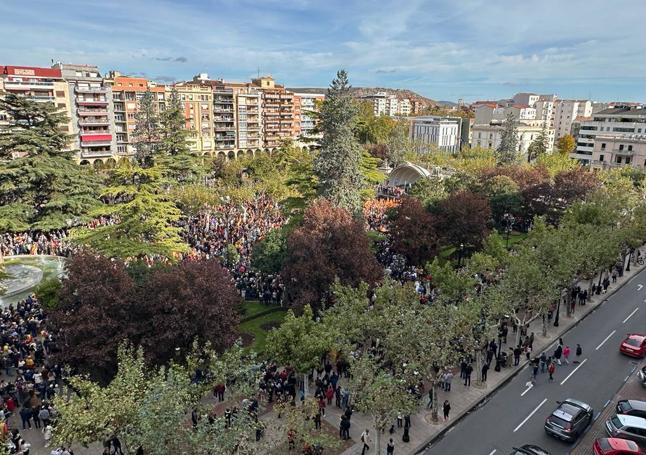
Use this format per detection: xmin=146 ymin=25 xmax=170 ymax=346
xmin=325 ymin=251 xmax=646 ymax=455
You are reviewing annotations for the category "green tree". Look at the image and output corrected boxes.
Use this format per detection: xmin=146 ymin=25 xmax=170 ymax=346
xmin=71 ymin=163 xmax=187 ymax=259
xmin=495 ymin=112 xmax=519 ymax=165
xmin=132 ymin=90 xmax=160 ymax=167
xmin=526 ymin=125 xmax=549 ymax=162
xmin=265 ymin=305 xmax=332 ymax=396
xmin=314 ymin=70 xmax=364 ymax=214
xmin=0 ymin=94 xmax=100 ymax=231
xmin=556 ymin=134 xmax=576 ymax=156
xmin=251 ymin=227 xmax=288 ymax=274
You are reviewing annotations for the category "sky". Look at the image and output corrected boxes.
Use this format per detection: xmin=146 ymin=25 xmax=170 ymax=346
xmin=2 ymin=0 xmax=646 ymax=102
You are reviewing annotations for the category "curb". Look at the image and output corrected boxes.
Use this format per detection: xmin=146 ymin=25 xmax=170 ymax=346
xmin=415 ymin=261 xmax=646 ymax=454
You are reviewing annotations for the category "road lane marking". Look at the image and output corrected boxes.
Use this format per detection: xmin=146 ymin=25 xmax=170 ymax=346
xmin=623 ymin=307 xmax=639 ymax=323
xmin=521 ymin=382 xmax=534 ymax=396
xmin=487 ymin=450 xmax=497 ymax=455
xmin=638 ymin=284 xmax=644 ymax=291
xmin=596 ymin=330 xmax=616 ymax=350
xmin=560 ymin=358 xmax=588 ymax=385
xmin=513 ymin=398 xmax=548 ymax=432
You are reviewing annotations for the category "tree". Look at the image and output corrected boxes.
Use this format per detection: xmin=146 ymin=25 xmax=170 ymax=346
xmin=281 ymin=199 xmax=382 ymax=312
xmin=527 ymin=124 xmax=549 ymax=162
xmin=314 ymin=70 xmax=364 ymax=214
xmin=49 ymin=254 xmax=240 ymax=383
xmin=265 ymin=305 xmax=332 ymax=396
xmin=132 ymin=90 xmax=160 ymax=167
xmin=71 ymin=163 xmax=188 ymax=260
xmin=495 ymin=112 xmax=519 ymax=164
xmin=348 ymin=355 xmax=418 ymax=455
xmin=556 ymin=134 xmax=576 ymax=156
xmin=433 ymin=190 xmax=491 ymax=249
xmin=0 ymin=94 xmax=100 ymax=231
xmin=408 ymin=177 xmax=447 ymax=209
xmin=389 ymin=196 xmax=438 ymax=266
xmin=251 ymin=227 xmax=288 ymax=274
xmin=385 ymin=120 xmax=412 ymax=165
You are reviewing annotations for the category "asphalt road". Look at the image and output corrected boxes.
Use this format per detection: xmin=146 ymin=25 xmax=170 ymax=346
xmin=424 ymin=267 xmax=646 ymax=455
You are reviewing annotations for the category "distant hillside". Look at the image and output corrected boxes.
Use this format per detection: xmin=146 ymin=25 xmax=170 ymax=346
xmin=288 ymin=86 xmax=437 ymax=106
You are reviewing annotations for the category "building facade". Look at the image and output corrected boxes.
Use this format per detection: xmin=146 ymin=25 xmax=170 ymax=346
xmin=471 ymin=119 xmax=553 ymax=156
xmin=294 ymin=92 xmax=324 ymax=142
xmin=572 ymin=105 xmax=646 ymax=164
xmin=410 ymin=116 xmax=462 ymax=153
xmin=590 ymin=135 xmax=646 ymax=170
xmin=553 ymin=100 xmax=593 ymax=139
xmin=54 ymin=63 xmax=117 ymax=163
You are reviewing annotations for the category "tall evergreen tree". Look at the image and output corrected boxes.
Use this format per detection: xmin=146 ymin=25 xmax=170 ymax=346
xmin=0 ymin=94 xmax=100 ymax=231
xmin=314 ymin=70 xmax=364 ymax=214
xmin=71 ymin=162 xmax=187 ymax=259
xmin=132 ymin=90 xmax=160 ymax=168
xmin=495 ymin=112 xmax=519 ymax=165
xmin=527 ymin=123 xmax=549 ymax=162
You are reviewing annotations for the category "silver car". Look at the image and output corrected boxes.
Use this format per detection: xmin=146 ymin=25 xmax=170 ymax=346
xmin=605 ymin=414 xmax=646 ymax=444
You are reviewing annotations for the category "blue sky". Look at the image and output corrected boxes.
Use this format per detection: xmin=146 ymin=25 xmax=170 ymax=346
xmin=2 ymin=0 xmax=646 ymax=102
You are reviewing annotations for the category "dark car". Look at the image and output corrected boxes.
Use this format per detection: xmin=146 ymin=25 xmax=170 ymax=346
xmin=544 ymin=398 xmax=594 ymax=442
xmin=618 ymin=400 xmax=646 ymax=419
xmin=511 ymin=445 xmax=551 ymax=455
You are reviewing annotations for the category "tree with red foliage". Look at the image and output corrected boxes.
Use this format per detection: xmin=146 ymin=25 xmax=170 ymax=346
xmin=521 ymin=168 xmax=600 ymax=224
xmin=390 ymin=196 xmax=438 ymax=266
xmin=49 ymin=253 xmax=141 ymax=383
xmin=50 ymin=253 xmax=240 ymax=383
xmin=139 ymin=259 xmax=240 ymax=366
xmin=433 ymin=190 xmax=491 ymax=249
xmin=281 ymin=199 xmax=382 ymax=312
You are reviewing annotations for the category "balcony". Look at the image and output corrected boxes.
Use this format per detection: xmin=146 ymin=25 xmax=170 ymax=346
xmin=81 ymin=134 xmax=112 ymax=142
xmin=80 ymin=149 xmax=113 ymax=157
xmin=77 ymin=99 xmax=109 ymax=106
xmin=4 ymin=81 xmax=55 ymax=90
xmin=79 ymin=119 xmax=110 ymax=127
xmin=75 ymin=86 xmax=107 ymax=94
xmin=78 ymin=109 xmax=108 ymax=116
xmin=31 ymin=95 xmax=56 ymax=102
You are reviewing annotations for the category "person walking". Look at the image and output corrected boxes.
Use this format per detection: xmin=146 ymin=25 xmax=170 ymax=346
xmin=387 ymin=438 xmax=395 ymax=455
xmin=444 ymin=371 xmax=453 ymax=392
xmin=513 ymin=346 xmax=522 ymax=366
xmin=443 ymin=400 xmax=451 ymax=421
xmin=464 ymin=364 xmax=472 ymax=387
xmin=548 ymin=361 xmax=556 ymax=382
xmin=539 ymin=352 xmax=547 ymax=373
xmin=554 ymin=344 xmax=563 ymax=365
xmin=576 ymin=344 xmax=582 ymax=357
xmin=563 ymin=345 xmax=571 ymax=365
xmin=360 ymin=429 xmax=371 ymax=455
xmin=481 ymin=362 xmax=489 ymax=382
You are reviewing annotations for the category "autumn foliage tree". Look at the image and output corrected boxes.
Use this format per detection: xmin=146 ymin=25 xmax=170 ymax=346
xmin=433 ymin=190 xmax=491 ymax=249
xmin=281 ymin=199 xmax=382 ymax=312
xmin=389 ymin=196 xmax=438 ymax=266
xmin=49 ymin=253 xmax=240 ymax=383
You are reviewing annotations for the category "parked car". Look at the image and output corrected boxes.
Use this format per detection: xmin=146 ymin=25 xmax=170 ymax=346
xmin=511 ymin=445 xmax=551 ymax=455
xmin=618 ymin=400 xmax=646 ymax=419
xmin=605 ymin=414 xmax=646 ymax=445
xmin=593 ymin=437 xmax=644 ymax=455
xmin=544 ymin=398 xmax=594 ymax=442
xmin=620 ymin=334 xmax=646 ymax=358
xmin=639 ymin=366 xmax=646 ymax=387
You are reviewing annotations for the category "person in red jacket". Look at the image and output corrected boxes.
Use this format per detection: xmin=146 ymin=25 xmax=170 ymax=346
xmin=325 ymin=384 xmax=334 ymax=405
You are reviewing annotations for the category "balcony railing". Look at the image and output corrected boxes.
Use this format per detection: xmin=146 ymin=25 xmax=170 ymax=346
xmin=80 ymin=149 xmax=113 ymax=157
xmin=77 ymin=99 xmax=108 ymax=106
xmin=77 ymin=109 xmax=108 ymax=116
xmin=79 ymin=119 xmax=110 ymax=126
xmin=75 ymin=86 xmax=107 ymax=94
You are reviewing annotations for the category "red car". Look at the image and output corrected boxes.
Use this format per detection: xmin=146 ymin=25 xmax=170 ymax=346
xmin=620 ymin=334 xmax=646 ymax=358
xmin=593 ymin=437 xmax=644 ymax=455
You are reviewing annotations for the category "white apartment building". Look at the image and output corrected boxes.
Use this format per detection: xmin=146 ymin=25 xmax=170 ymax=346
xmin=294 ymin=92 xmax=324 ymax=140
xmin=553 ymin=100 xmax=593 ymax=139
xmin=410 ymin=116 xmax=462 ymax=153
xmin=572 ymin=105 xmax=646 ymax=164
xmin=475 ymin=104 xmax=537 ymax=124
xmin=471 ymin=119 xmax=554 ymax=157
xmin=363 ymin=92 xmax=411 ymax=117
xmin=512 ymin=93 xmax=541 ymax=107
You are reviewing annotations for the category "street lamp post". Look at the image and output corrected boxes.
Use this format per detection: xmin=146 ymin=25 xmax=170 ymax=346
xmin=553 ymin=297 xmax=561 ymax=327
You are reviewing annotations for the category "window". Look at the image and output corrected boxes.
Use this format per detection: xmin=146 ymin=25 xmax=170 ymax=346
xmin=626 ymin=157 xmax=632 ymax=164
xmin=601 ymin=143 xmax=606 ymax=150
xmin=628 ymin=145 xmax=633 ymax=151
xmin=616 ymin=156 xmax=623 ymax=164
xmin=619 ymin=144 xmax=624 ymax=151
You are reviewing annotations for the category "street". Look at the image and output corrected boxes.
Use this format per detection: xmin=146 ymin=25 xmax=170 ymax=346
xmin=424 ymin=267 xmax=646 ymax=455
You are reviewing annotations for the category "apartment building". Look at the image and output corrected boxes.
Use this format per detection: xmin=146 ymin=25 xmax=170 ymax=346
xmin=252 ymin=76 xmax=294 ymax=149
xmin=474 ymin=104 xmax=537 ymax=124
xmin=110 ymin=74 xmax=167 ymax=157
xmin=410 ymin=116 xmax=462 ymax=153
xmin=362 ymin=92 xmax=412 ymax=117
xmin=294 ymin=93 xmax=324 ymax=141
xmin=0 ymin=65 xmax=74 ymax=146
xmin=589 ymin=135 xmax=646 ymax=170
xmin=572 ymin=105 xmax=646 ymax=164
xmin=174 ymin=82 xmax=215 ymax=154
xmin=553 ymin=100 xmax=593 ymax=139
xmin=471 ymin=119 xmax=554 ymax=156
xmin=53 ymin=63 xmax=117 ymax=163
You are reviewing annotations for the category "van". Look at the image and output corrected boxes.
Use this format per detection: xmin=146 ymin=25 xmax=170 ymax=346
xmin=605 ymin=414 xmax=646 ymax=444
xmin=617 ymin=400 xmax=646 ymax=419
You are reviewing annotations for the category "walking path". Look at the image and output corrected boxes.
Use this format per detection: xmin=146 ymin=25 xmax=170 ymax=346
xmin=324 ymin=252 xmax=646 ymax=455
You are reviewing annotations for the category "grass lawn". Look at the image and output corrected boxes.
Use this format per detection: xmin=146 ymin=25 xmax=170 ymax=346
xmin=239 ymin=308 xmax=286 ymax=353
xmin=239 ymin=300 xmax=276 ymax=319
